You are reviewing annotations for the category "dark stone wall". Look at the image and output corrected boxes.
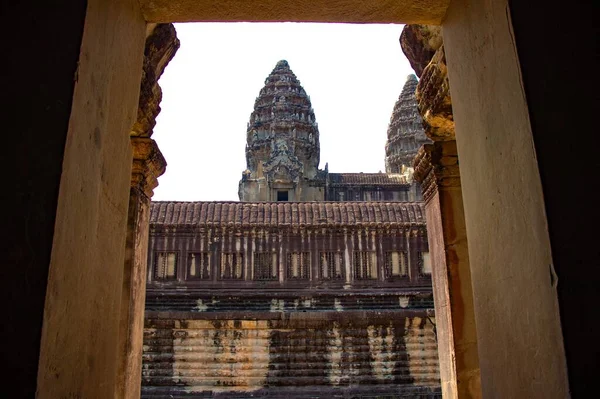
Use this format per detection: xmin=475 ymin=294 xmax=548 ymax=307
xmin=0 ymin=1 xmax=87 ymax=396
xmin=509 ymin=1 xmax=599 ymax=395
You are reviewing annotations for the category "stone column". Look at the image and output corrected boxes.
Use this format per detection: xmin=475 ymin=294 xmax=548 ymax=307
xmin=115 ymin=137 xmax=166 ymax=399
xmin=414 ymin=142 xmax=480 ymax=399
xmin=404 ymin=24 xmax=481 ymax=399
xmin=114 ymin=24 xmax=177 ymax=398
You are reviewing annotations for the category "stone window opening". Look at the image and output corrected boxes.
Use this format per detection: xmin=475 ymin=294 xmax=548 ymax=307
xmin=277 ymin=190 xmax=289 ymax=201
xmin=418 ymin=251 xmax=432 ymax=277
xmin=188 ymin=252 xmax=210 ymax=280
xmin=154 ymin=251 xmax=177 ymax=280
xmin=319 ymin=251 xmax=344 ymax=279
xmin=254 ymin=252 xmax=277 ymax=280
xmin=287 ymin=252 xmax=310 ymax=279
xmin=219 ymin=253 xmax=244 ymax=280
xmin=384 ymin=251 xmax=409 ymax=278
xmin=354 ymin=251 xmax=378 ymax=280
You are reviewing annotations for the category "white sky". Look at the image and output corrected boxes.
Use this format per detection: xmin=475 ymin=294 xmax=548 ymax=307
xmin=152 ymin=22 xmax=414 ymax=201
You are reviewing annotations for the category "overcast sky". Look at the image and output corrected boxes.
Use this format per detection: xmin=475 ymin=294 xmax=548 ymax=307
xmin=152 ymin=22 xmax=415 ymax=201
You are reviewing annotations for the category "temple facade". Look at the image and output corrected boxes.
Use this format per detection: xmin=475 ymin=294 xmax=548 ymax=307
xmin=142 ymin=61 xmax=440 ymax=398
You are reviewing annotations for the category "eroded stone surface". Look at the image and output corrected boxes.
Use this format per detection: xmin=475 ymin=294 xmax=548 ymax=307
xmin=400 ymin=25 xmax=442 ymax=78
xmin=142 ymin=314 xmax=440 ymax=397
xmin=401 ymin=25 xmax=454 ymax=142
xmin=416 ymin=48 xmax=454 ymax=141
xmin=131 ymin=24 xmax=180 ymax=138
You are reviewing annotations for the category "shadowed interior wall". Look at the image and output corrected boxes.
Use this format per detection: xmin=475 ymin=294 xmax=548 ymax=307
xmin=0 ymin=1 xmax=86 ymax=397
xmin=508 ymin=1 xmax=598 ymax=395
xmin=442 ymin=0 xmax=569 ymax=397
xmin=34 ymin=0 xmax=147 ymax=397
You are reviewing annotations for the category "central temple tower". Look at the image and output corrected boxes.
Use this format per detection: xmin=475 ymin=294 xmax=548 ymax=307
xmin=239 ymin=60 xmax=324 ymax=201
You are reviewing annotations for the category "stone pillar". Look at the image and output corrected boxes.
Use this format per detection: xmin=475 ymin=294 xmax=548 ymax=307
xmin=114 ymin=24 xmax=177 ymax=398
xmin=116 ymin=137 xmax=166 ymax=399
xmin=414 ymin=142 xmax=480 ymax=399
xmin=404 ymin=24 xmax=481 ymax=399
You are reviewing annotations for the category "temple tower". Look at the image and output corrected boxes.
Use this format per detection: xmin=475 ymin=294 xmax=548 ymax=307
xmin=239 ymin=60 xmax=324 ymax=201
xmin=385 ymin=74 xmax=431 ymax=174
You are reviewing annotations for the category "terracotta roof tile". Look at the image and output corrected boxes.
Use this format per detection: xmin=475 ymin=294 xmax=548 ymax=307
xmin=328 ymin=173 xmax=410 ymax=185
xmin=150 ymin=201 xmax=425 ymax=227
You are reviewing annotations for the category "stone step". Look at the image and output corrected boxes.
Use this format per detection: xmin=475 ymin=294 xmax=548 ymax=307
xmin=141 ymin=384 xmax=442 ymax=399
xmin=141 ymin=374 xmax=441 ymax=386
xmin=142 ymin=370 xmax=438 ymax=380
xmin=143 ymin=340 xmax=438 ymax=352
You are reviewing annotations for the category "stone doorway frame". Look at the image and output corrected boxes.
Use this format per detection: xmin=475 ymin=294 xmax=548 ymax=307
xmin=35 ymin=1 xmax=570 ymax=398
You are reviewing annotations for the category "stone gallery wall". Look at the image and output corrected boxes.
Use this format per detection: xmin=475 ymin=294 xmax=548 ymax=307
xmin=142 ymin=201 xmax=439 ymax=396
xmin=142 ymin=312 xmax=440 ymax=397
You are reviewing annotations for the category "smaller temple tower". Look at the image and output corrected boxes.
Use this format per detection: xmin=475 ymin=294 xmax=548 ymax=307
xmin=384 ymin=74 xmax=431 ymax=201
xmin=239 ymin=60 xmax=324 ymax=201
xmin=385 ymin=74 xmax=431 ymax=174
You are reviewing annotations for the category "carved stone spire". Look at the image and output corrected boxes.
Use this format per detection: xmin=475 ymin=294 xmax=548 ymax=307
xmin=384 ymin=74 xmax=431 ymax=173
xmin=244 ymin=60 xmax=320 ymax=182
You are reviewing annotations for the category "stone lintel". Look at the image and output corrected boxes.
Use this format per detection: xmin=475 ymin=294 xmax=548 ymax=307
xmin=139 ymin=0 xmax=450 ymax=24
xmin=131 ymin=137 xmax=166 ymax=199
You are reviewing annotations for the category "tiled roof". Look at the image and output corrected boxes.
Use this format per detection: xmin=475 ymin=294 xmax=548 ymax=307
xmin=150 ymin=201 xmax=425 ymax=227
xmin=328 ymin=173 xmax=410 ymax=185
